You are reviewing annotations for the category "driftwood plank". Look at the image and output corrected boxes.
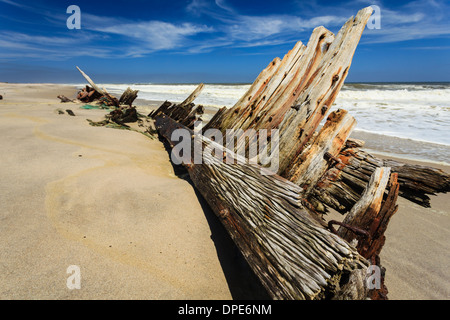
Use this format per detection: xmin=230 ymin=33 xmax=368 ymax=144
xmin=155 ymin=114 xmax=368 ymax=300
xmin=244 ymin=27 xmax=335 ymax=133
xmin=227 ymin=40 xmax=308 ymax=132
xmin=276 ymin=7 xmax=373 ymax=176
xmin=337 ymin=167 xmax=391 ymax=241
xmin=76 ymin=66 xmax=105 ymax=95
xmin=286 ymin=109 xmax=356 ymax=193
xmin=119 ymin=87 xmax=139 ymax=106
xmin=205 ymin=57 xmax=282 ymax=132
xmin=309 ymin=148 xmax=450 ymax=214
xmin=76 ymin=66 xmax=120 ymax=107
xmin=203 ymin=7 xmax=374 ymax=180
xmin=178 ymin=83 xmax=205 ymax=108
xmin=333 ymin=168 xmax=400 ymax=300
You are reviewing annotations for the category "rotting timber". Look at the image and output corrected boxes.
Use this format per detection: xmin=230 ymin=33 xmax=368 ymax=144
xmin=155 ymin=114 xmax=369 ymax=300
xmin=76 ymin=6 xmax=450 ymax=300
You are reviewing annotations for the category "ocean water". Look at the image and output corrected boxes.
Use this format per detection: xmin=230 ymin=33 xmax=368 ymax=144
xmin=99 ymin=83 xmax=251 ymax=108
xmin=82 ymin=82 xmax=450 ymax=164
xmin=334 ymin=83 xmax=450 ymax=164
xmin=337 ymin=83 xmax=450 ymax=145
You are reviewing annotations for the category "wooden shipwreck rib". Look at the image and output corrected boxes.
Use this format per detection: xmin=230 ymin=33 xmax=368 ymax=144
xmin=155 ymin=114 xmax=369 ymax=300
xmin=78 ymin=6 xmax=449 ymax=300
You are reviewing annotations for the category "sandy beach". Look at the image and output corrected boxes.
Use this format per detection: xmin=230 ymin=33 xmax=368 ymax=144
xmin=0 ymin=83 xmax=448 ymax=300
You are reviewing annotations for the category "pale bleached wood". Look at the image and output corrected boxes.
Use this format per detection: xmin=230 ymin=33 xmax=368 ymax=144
xmin=334 ymin=169 xmax=400 ymax=301
xmin=76 ymin=66 xmax=120 ymax=107
xmin=211 ymin=26 xmax=335 ymax=154
xmin=76 ymin=66 xmax=105 ymax=95
xmin=178 ymin=83 xmax=205 ymax=108
xmin=203 ymin=7 xmax=374 ymax=178
xmin=228 ymin=41 xmax=307 ymax=132
xmin=215 ymin=57 xmax=282 ymax=132
xmin=250 ymin=27 xmax=335 ymax=132
xmin=231 ymin=27 xmax=335 ymax=153
xmin=155 ymin=114 xmax=368 ymax=300
xmin=276 ymin=7 xmax=374 ymax=176
xmin=286 ymin=109 xmax=356 ymax=193
xmin=337 ymin=167 xmax=391 ymax=241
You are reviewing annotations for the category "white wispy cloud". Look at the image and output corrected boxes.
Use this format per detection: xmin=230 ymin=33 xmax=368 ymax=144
xmin=1 ymin=0 xmax=449 ymax=61
xmin=0 ymin=0 xmax=27 ymax=8
xmin=90 ymin=20 xmax=213 ymax=51
xmin=0 ymin=3 xmax=214 ymax=59
xmin=181 ymin=0 xmax=347 ymax=51
xmin=361 ymin=0 xmax=450 ymax=44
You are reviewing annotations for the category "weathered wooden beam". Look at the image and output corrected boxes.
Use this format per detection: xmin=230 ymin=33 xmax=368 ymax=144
xmin=337 ymin=167 xmax=391 ymax=241
xmin=149 ymin=84 xmax=205 ymax=129
xmin=178 ymin=83 xmax=205 ymax=109
xmin=309 ymin=148 xmax=450 ymax=214
xmin=286 ymin=109 xmax=356 ymax=193
xmin=276 ymin=7 xmax=373 ymax=176
xmin=206 ymin=57 xmax=282 ymax=133
xmin=229 ymin=27 xmax=336 ymax=156
xmin=76 ymin=66 xmax=120 ymax=107
xmin=203 ymin=7 xmax=374 ymax=180
xmin=76 ymin=66 xmax=105 ymax=95
xmin=155 ymin=114 xmax=368 ymax=300
xmin=205 ymin=26 xmax=335 ymax=150
xmin=334 ymin=168 xmax=400 ymax=300
xmin=119 ymin=87 xmax=139 ymax=106
xmin=241 ymin=28 xmax=334 ymax=133
xmin=362 ymin=173 xmax=399 ymax=259
xmin=227 ymin=40 xmax=308 ymax=132
xmin=150 ymin=101 xmax=204 ymax=130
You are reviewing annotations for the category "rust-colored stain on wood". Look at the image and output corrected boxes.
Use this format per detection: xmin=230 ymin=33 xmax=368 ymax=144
xmin=139 ymin=5 xmax=450 ymax=300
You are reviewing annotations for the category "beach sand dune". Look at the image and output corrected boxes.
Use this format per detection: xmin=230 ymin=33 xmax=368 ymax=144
xmin=0 ymin=83 xmax=448 ymax=299
xmin=0 ymin=83 xmax=267 ymax=299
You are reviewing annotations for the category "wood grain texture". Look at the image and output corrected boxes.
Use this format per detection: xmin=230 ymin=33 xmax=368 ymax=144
xmin=127 ymin=6 xmax=449 ymax=300
xmin=309 ymin=148 xmax=450 ymax=214
xmin=276 ymin=7 xmax=373 ymax=175
xmin=286 ymin=109 xmax=356 ymax=193
xmin=178 ymin=83 xmax=205 ymax=109
xmin=155 ymin=114 xmax=368 ymax=300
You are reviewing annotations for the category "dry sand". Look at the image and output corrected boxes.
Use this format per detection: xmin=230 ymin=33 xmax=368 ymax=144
xmin=0 ymin=83 xmax=448 ymax=300
xmin=0 ymin=83 xmax=266 ymax=300
xmin=325 ymin=156 xmax=450 ymax=300
xmin=376 ymin=157 xmax=449 ymax=300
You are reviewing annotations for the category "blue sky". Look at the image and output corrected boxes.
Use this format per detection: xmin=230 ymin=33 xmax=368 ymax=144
xmin=0 ymin=0 xmax=449 ymax=83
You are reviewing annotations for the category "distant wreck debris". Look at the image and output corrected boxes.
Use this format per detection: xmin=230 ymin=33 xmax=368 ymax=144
xmin=74 ymin=6 xmax=450 ymax=300
xmin=57 ymin=95 xmax=74 ymax=103
xmin=76 ymin=85 xmax=102 ymax=103
xmin=72 ymin=67 xmax=155 ymax=139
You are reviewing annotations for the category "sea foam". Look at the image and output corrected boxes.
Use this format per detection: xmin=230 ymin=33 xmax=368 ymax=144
xmin=75 ymin=82 xmax=450 ymax=163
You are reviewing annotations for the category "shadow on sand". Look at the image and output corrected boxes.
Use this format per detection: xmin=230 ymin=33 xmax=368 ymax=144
xmin=160 ymin=137 xmax=270 ymax=300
